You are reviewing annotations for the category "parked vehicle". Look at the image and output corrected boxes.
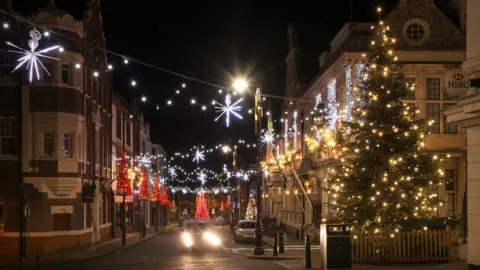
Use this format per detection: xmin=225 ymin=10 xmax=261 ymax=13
xmin=234 ymin=220 xmax=256 ymax=242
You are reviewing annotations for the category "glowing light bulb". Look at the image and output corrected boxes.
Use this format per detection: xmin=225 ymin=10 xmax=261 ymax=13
xmin=167 ymin=100 xmax=172 ymax=105
xmin=3 ymin=22 xmax=9 ymax=29
xmin=124 ymin=59 xmax=129 ymax=64
xmin=191 ymin=99 xmax=196 ymax=104
xmin=75 ymin=63 xmax=81 ymax=69
xmin=131 ymin=80 xmax=137 ymax=86
xmin=58 ymin=47 xmax=64 ymax=52
xmin=93 ymin=71 xmax=99 ymax=77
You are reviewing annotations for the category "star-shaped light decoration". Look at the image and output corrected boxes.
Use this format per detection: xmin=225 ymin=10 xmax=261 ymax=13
xmin=192 ymin=147 xmax=205 ymax=164
xmin=260 ymin=130 xmax=275 ymax=146
xmin=168 ymin=167 xmax=177 ymax=178
xmin=242 ymin=173 xmax=250 ymax=181
xmin=213 ymin=93 xmax=243 ymax=127
xmin=197 ymin=171 xmax=207 ymax=185
xmin=138 ymin=155 xmax=152 ymax=168
xmin=6 ymin=30 xmax=60 ymax=82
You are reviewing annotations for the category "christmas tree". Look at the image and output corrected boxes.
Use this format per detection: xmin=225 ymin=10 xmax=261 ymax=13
xmin=245 ymin=195 xmax=257 ymax=220
xmin=138 ymin=170 xmax=150 ymax=200
xmin=195 ymin=192 xmax=210 ymax=220
xmin=327 ymin=18 xmax=445 ymax=232
xmin=115 ymin=152 xmax=132 ymax=196
xmin=152 ymin=177 xmax=160 ymax=202
xmin=160 ymin=185 xmax=169 ymax=206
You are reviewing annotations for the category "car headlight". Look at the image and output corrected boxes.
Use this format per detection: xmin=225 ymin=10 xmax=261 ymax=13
xmin=182 ymin=232 xmax=194 ymax=247
xmin=203 ymin=231 xmax=221 ymax=246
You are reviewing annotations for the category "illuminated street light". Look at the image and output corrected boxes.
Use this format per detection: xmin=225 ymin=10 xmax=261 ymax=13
xmin=232 ymin=78 xmax=249 ymax=93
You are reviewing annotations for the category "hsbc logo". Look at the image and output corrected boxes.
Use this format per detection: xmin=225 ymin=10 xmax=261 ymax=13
xmin=445 ymin=69 xmax=469 ymax=97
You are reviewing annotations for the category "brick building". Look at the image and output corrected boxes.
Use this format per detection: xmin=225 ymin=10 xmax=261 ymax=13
xmin=0 ymin=0 xmax=113 ymax=258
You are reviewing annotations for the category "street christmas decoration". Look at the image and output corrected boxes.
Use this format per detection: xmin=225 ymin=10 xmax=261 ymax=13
xmin=213 ymin=93 xmax=243 ymax=127
xmin=160 ymin=185 xmax=169 ymax=206
xmin=192 ymin=147 xmax=205 ymax=164
xmin=138 ymin=170 xmax=150 ymax=200
xmin=225 ymin=195 xmax=231 ymax=208
xmin=115 ymin=152 xmax=132 ymax=196
xmin=6 ymin=30 xmax=60 ymax=82
xmin=152 ymin=177 xmax=160 ymax=202
xmin=306 ymin=102 xmax=335 ymax=155
xmin=171 ymin=200 xmax=177 ymax=212
xmin=245 ymin=194 xmax=257 ymax=220
xmin=195 ymin=192 xmax=210 ymax=220
xmin=325 ymin=19 xmax=446 ymax=233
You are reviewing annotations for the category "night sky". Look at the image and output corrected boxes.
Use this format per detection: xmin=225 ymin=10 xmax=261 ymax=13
xmin=99 ymin=0 xmax=396 ymax=171
xmin=14 ymin=0 xmax=440 ymax=172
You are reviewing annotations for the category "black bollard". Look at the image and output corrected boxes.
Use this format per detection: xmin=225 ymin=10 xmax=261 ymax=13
xmin=305 ymin=235 xmax=312 ymax=269
xmin=36 ymin=254 xmax=40 ymax=270
xmin=273 ymin=233 xmax=278 ymax=257
xmin=296 ymin=228 xmax=299 ymax=239
xmin=279 ymin=232 xmax=285 ymax=254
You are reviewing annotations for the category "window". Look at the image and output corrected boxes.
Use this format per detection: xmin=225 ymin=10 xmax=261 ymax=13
xmin=406 ymin=23 xmax=425 ymax=42
xmin=443 ymin=104 xmax=457 ymax=133
xmin=61 ymin=63 xmax=70 ymax=84
xmin=53 ymin=213 xmax=70 ymax=231
xmin=0 ymin=50 xmax=7 ymax=65
xmin=61 ymin=133 xmax=72 ymax=157
xmin=126 ymin=122 xmax=131 ymax=146
xmin=404 ymin=78 xmax=416 ymax=100
xmin=43 ymin=132 xmax=54 ymax=155
xmin=426 ymin=78 xmax=441 ymax=100
xmin=116 ymin=111 xmax=122 ymax=140
xmin=443 ymin=88 xmax=455 ymax=100
xmin=0 ymin=117 xmax=15 ymax=155
xmin=426 ymin=103 xmax=440 ymax=133
xmin=445 ymin=194 xmax=455 ymax=217
xmin=445 ymin=169 xmax=456 ymax=191
xmin=152 ymin=148 xmax=156 ymax=155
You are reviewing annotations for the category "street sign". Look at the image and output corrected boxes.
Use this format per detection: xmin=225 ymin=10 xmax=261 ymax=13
xmin=445 ymin=69 xmax=469 ymax=97
xmin=211 ymin=208 xmax=215 ymax=215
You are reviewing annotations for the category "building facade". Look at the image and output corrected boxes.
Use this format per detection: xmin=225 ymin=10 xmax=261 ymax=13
xmin=265 ymin=0 xmax=466 ymax=240
xmin=445 ymin=0 xmax=480 ymax=268
xmin=0 ymin=0 xmax=113 ymax=258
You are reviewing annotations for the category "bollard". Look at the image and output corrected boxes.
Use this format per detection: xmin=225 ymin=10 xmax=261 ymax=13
xmin=305 ymin=235 xmax=312 ymax=269
xmin=296 ymin=228 xmax=299 ymax=239
xmin=279 ymin=232 xmax=285 ymax=254
xmin=19 ymin=258 xmax=23 ymax=270
xmin=273 ymin=233 xmax=278 ymax=257
xmin=36 ymin=254 xmax=40 ymax=270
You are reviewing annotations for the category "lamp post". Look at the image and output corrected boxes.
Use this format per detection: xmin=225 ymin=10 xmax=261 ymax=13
xmin=253 ymin=87 xmax=264 ymax=255
xmin=120 ymin=114 xmax=133 ymax=247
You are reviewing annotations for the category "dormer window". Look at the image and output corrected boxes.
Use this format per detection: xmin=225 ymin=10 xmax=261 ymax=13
xmin=402 ymin=18 xmax=430 ymax=46
xmin=406 ymin=23 xmax=424 ymax=41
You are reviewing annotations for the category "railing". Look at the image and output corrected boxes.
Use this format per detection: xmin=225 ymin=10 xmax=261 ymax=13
xmin=351 ymin=227 xmax=453 ymax=264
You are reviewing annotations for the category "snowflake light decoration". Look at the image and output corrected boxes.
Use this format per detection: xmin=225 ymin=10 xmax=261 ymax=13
xmin=197 ymin=171 xmax=207 ymax=185
xmin=7 ymin=30 xmax=60 ymax=82
xmin=213 ymin=93 xmax=243 ymax=127
xmin=260 ymin=130 xmax=275 ymax=146
xmin=242 ymin=173 xmax=249 ymax=181
xmin=192 ymin=147 xmax=205 ymax=164
xmin=168 ymin=167 xmax=177 ymax=178
xmin=138 ymin=155 xmax=151 ymax=168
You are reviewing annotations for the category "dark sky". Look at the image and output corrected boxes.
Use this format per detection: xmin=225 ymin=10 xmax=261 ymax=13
xmin=11 ymin=0 xmax=403 ymax=172
xmin=99 ymin=0 xmax=394 ymax=171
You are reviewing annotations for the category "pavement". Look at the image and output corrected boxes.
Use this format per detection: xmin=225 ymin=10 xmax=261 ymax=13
xmin=2 ymin=226 xmax=468 ymax=270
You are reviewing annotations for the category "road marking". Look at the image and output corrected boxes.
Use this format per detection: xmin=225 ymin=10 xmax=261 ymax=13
xmin=274 ymin=261 xmax=293 ymax=270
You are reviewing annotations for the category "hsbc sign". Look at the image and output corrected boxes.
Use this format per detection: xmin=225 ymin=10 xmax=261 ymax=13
xmin=444 ymin=69 xmax=469 ymax=97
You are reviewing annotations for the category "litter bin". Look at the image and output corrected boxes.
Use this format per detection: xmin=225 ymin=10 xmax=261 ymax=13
xmin=319 ymin=224 xmax=351 ymax=269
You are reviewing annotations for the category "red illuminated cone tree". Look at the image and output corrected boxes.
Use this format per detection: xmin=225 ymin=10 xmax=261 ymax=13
xmin=152 ymin=177 xmax=160 ymax=202
xmin=115 ymin=152 xmax=132 ymax=196
xmin=138 ymin=170 xmax=149 ymax=200
xmin=195 ymin=192 xmax=210 ymax=220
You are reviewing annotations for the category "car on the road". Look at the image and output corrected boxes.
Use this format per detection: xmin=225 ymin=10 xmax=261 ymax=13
xmin=181 ymin=220 xmax=222 ymax=250
xmin=234 ymin=220 xmax=256 ymax=242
